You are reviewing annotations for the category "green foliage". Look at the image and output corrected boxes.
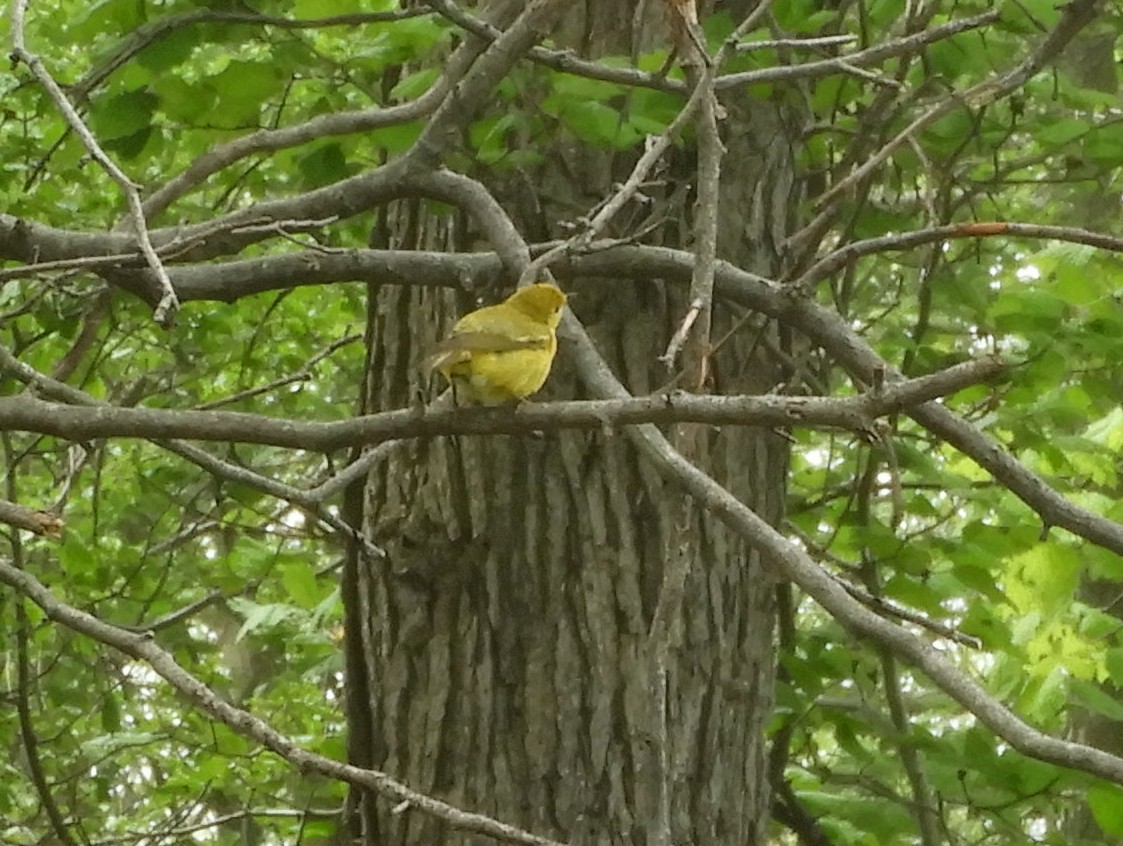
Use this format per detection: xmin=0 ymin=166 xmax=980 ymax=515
xmin=4 ymin=0 xmax=1123 ymax=844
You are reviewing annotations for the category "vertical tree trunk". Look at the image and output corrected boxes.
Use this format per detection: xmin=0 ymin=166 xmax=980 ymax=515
xmin=346 ymin=4 xmax=804 ymax=843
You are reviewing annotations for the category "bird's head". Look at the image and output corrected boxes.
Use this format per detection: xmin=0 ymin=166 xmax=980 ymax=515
xmin=506 ymin=283 xmax=568 ymax=327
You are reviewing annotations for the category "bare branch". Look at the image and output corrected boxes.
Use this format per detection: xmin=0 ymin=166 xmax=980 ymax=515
xmin=559 ymin=290 xmax=1123 ymax=788
xmin=564 ymin=242 xmax=1123 ymax=559
xmin=196 ymin=333 xmax=362 ymax=411
xmin=0 ymin=499 xmax=63 ymax=537
xmin=812 ymin=0 xmax=1101 ymax=212
xmin=735 ymin=34 xmax=857 ymax=52
xmin=15 ymin=602 xmax=78 ymax=846
xmin=140 ymin=22 xmax=476 ymax=218
xmin=0 ymin=346 xmax=386 ymax=561
xmin=713 ymin=10 xmax=1000 ymax=90
xmin=0 ymin=359 xmax=1005 ymax=450
xmin=427 ymin=0 xmax=677 ymax=93
xmin=410 ymin=0 xmax=570 ymax=166
xmin=831 ymin=572 xmax=982 ymax=650
xmin=793 ymin=220 xmax=1123 ymax=291
xmin=10 ymin=0 xmax=179 ymax=326
xmin=0 ymin=561 xmax=566 ymax=846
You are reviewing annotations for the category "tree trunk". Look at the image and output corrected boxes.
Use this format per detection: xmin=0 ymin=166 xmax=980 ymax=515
xmin=345 ymin=4 xmax=803 ymax=843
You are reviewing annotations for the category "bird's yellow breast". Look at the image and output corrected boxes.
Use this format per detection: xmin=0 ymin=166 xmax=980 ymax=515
xmin=442 ymin=336 xmax=557 ymax=405
xmin=424 ymin=283 xmax=567 ymax=405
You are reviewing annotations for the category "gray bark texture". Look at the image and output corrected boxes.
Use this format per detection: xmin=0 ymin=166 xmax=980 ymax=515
xmin=346 ymin=2 xmax=805 ymax=843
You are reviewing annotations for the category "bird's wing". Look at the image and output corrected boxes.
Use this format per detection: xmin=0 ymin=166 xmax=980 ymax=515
xmin=422 ymin=331 xmax=548 ymax=373
xmin=451 ymin=305 xmax=551 ymax=343
xmin=422 ymin=304 xmax=553 ymax=373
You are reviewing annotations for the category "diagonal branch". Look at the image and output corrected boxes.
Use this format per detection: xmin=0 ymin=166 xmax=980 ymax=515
xmin=0 ymin=561 xmax=566 ymax=846
xmin=0 ymin=498 xmax=64 ymax=537
xmin=562 ymin=296 xmax=1123 ymax=786
xmin=9 ymin=0 xmax=179 ymax=326
xmin=811 ymin=0 xmax=1102 ymax=214
xmin=0 ymin=346 xmax=386 ymax=561
xmin=141 ymin=13 xmax=482 ymax=219
xmin=563 ymin=243 xmax=1123 ymax=558
xmin=417 ymin=148 xmax=1123 ymax=789
xmin=409 ymin=0 xmax=570 ymax=167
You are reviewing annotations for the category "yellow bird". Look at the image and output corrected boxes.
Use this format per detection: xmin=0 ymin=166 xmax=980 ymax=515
xmin=424 ymin=283 xmax=567 ymax=405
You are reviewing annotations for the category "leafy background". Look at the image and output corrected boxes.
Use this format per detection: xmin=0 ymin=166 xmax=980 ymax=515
xmin=3 ymin=0 xmax=1123 ymax=844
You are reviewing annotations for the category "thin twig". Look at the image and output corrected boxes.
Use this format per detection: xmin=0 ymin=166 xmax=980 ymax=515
xmin=0 ymin=562 xmax=567 ymax=846
xmin=0 ymin=345 xmax=387 ymax=560
xmin=812 ymin=0 xmax=1099 ymax=212
xmin=714 ymin=10 xmax=998 ymax=90
xmin=196 ymin=333 xmax=361 ymax=411
xmin=736 ymin=34 xmax=857 ymax=51
xmin=10 ymin=0 xmax=180 ymax=326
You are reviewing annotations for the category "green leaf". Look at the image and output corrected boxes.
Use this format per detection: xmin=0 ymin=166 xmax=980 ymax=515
xmin=230 ymin=600 xmax=301 ymax=641
xmin=1005 ymin=543 xmax=1082 ymax=618
xmin=881 ymin=574 xmax=946 ymax=615
xmin=1107 ymin=649 xmax=1123 ymax=685
xmin=280 ymin=561 xmax=321 ymax=609
xmin=556 ymin=99 xmax=628 ymax=147
xmin=1085 ymin=407 xmax=1123 ymax=450
xmin=89 ymin=89 xmax=158 ymax=141
xmin=100 ymin=694 xmax=121 ymax=733
xmin=390 ymin=67 xmax=440 ymax=101
xmin=80 ymin=731 xmax=162 ymax=759
xmin=367 ymin=121 xmax=422 ymax=155
xmin=73 ymin=0 xmax=145 ymax=38
xmin=951 ymin=562 xmax=1005 ymax=602
xmin=137 ymin=26 xmax=201 ymax=72
xmin=1089 ymin=783 xmax=1123 ymax=837
xmin=208 ymin=61 xmax=282 ymax=128
xmin=1077 ymin=605 xmax=1121 ymax=640
xmin=297 ymin=143 xmax=352 ymax=189
xmin=998 ymin=0 xmax=1062 ymax=32
xmin=1023 ymin=665 xmax=1067 ymax=723
xmin=550 ymin=73 xmax=623 ymax=103
xmin=1036 ymin=117 xmax=1091 ymax=147
xmin=1070 ymin=678 xmax=1123 ymax=721
xmin=293 ymin=0 xmax=372 ymax=15
xmin=59 ymin=533 xmax=98 ymax=582
xmin=151 ymin=75 xmax=216 ymax=124
xmin=1084 ymin=122 xmax=1123 ymax=165
xmin=103 ymin=127 xmax=153 ymax=160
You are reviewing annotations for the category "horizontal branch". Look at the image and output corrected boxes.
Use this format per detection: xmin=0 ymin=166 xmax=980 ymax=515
xmin=0 ymin=15 xmax=1001 ymax=271
xmin=0 ymin=498 xmax=64 ymax=537
xmin=0 ymin=359 xmax=1003 ymax=450
xmin=14 ymin=210 xmax=1123 ymax=308
xmin=550 ymin=243 xmax=1123 ymax=559
xmin=713 ymin=10 xmax=998 ymax=91
xmin=10 ymin=235 xmax=1121 ymax=559
xmin=0 ymin=561 xmax=564 ymax=846
xmin=0 ymin=345 xmax=386 ymax=558
xmin=431 ymin=3 xmax=997 ymax=95
xmin=794 ymin=220 xmax=1123 ymax=290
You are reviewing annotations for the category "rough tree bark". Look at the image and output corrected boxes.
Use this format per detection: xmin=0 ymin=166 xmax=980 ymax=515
xmin=344 ymin=3 xmax=803 ymax=843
